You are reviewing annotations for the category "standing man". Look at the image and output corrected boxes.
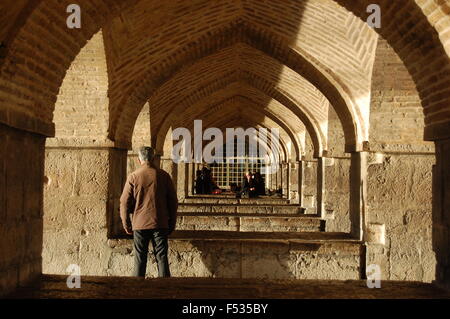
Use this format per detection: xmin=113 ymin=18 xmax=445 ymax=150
xmin=120 ymin=146 xmax=178 ymax=278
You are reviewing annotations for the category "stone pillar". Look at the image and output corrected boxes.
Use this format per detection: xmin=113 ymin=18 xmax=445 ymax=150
xmin=175 ymin=161 xmax=191 ymax=201
xmin=295 ymin=161 xmax=305 ymax=206
xmin=43 ymin=143 xmax=128 ymax=276
xmin=433 ymin=139 xmax=450 ymax=288
xmin=163 ymin=159 xmax=189 ymax=201
xmin=276 ymin=164 xmax=282 ymax=193
xmin=282 ymin=163 xmax=289 ymax=199
xmin=193 ymin=163 xmax=200 ymax=195
xmin=0 ymin=124 xmax=46 ymax=297
xmin=270 ymin=169 xmax=275 ymax=191
xmin=349 ymin=152 xmax=368 ymax=241
xmin=288 ymin=162 xmax=296 ymax=201
xmin=316 ymin=157 xmax=325 ymax=218
xmin=287 ymin=161 xmax=302 ymax=203
xmin=108 ymin=148 xmax=129 ymax=237
xmin=188 ymin=162 xmax=195 ymax=196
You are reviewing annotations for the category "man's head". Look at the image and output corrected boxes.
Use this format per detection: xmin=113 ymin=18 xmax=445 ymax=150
xmin=138 ymin=146 xmax=155 ymax=165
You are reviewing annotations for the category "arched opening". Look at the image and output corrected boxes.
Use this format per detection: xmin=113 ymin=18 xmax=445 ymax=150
xmin=2 ymin=0 xmax=450 ymax=296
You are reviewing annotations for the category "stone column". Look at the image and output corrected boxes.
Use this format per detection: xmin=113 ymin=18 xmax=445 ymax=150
xmin=316 ymin=157 xmax=325 ymax=218
xmin=288 ymin=161 xmax=303 ymax=203
xmin=296 ymin=161 xmax=305 ymax=206
xmin=288 ymin=162 xmax=296 ymax=201
xmin=270 ymin=169 xmax=275 ymax=191
xmin=282 ymin=163 xmax=289 ymax=199
xmin=349 ymin=152 xmax=368 ymax=241
xmin=173 ymin=161 xmax=188 ymax=200
xmin=433 ymin=139 xmax=450 ymax=288
xmin=188 ymin=162 xmax=195 ymax=196
xmin=108 ymin=147 xmax=129 ymax=237
xmin=43 ymin=142 xmax=129 ymax=277
xmin=0 ymin=124 xmax=46 ymax=297
xmin=160 ymin=157 xmax=178 ymax=180
xmin=276 ymin=164 xmax=282 ymax=193
xmin=161 ymin=157 xmax=179 ymax=197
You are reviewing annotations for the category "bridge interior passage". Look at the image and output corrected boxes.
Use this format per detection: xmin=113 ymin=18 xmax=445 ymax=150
xmin=1 ymin=0 xmax=450 ymax=297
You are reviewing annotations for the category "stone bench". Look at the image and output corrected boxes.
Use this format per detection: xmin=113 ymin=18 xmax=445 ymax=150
xmin=176 ymin=213 xmax=325 ymax=232
xmin=178 ymin=204 xmax=306 ymax=215
xmin=106 ymin=231 xmax=363 ymax=280
xmin=182 ymin=196 xmax=290 ymax=205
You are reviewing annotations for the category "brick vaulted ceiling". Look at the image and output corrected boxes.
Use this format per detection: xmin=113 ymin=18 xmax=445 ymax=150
xmin=104 ymin=0 xmax=378 ymax=152
xmin=170 ymin=95 xmax=303 ymax=161
xmin=157 ymin=86 xmax=308 ymax=159
xmin=1 ymin=0 xmax=450 ymax=152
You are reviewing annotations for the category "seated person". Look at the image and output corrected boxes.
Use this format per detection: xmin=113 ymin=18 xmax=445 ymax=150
xmin=202 ymin=167 xmax=213 ymax=194
xmin=195 ymin=170 xmax=203 ymax=194
xmin=241 ymin=172 xmax=258 ymax=198
xmin=253 ymin=172 xmax=266 ymax=196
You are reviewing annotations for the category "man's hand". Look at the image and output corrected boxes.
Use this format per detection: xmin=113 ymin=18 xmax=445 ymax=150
xmin=124 ymin=225 xmax=133 ymax=235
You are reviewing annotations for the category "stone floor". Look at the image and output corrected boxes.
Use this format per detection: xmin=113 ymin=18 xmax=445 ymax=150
xmin=8 ymin=275 xmax=450 ymax=299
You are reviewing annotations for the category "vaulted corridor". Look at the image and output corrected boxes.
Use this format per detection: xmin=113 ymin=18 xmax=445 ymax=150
xmin=2 ymin=0 xmax=450 ymax=299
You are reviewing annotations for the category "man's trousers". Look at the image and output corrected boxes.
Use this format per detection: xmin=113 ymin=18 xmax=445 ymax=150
xmin=133 ymin=229 xmax=171 ymax=278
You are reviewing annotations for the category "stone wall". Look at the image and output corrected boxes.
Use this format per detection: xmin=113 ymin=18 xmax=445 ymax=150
xmin=42 ymin=146 xmax=363 ymax=280
xmin=324 ymin=158 xmax=351 ymax=233
xmin=106 ymin=239 xmax=363 ymax=280
xmin=43 ymin=148 xmax=110 ymax=275
xmin=366 ymin=154 xmax=435 ymax=282
xmin=364 ymin=38 xmax=436 ymax=282
xmin=303 ymin=161 xmax=317 ymax=213
xmin=43 ymin=147 xmax=127 ymax=274
xmin=434 ymin=139 xmax=450 ymax=288
xmin=0 ymin=124 xmax=45 ymax=296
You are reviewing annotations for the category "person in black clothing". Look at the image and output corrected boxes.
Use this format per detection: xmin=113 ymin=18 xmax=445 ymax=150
xmin=241 ymin=172 xmax=257 ymax=198
xmin=253 ymin=172 xmax=265 ymax=196
xmin=202 ymin=167 xmax=213 ymax=194
xmin=195 ymin=170 xmax=203 ymax=194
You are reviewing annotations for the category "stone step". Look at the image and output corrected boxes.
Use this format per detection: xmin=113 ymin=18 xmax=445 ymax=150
xmin=178 ymin=203 xmax=306 ymax=215
xmin=176 ymin=213 xmax=325 ymax=232
xmin=182 ymin=196 xmax=290 ymax=205
xmin=170 ymin=230 xmax=356 ymax=243
xmin=107 ymin=231 xmax=364 ymax=280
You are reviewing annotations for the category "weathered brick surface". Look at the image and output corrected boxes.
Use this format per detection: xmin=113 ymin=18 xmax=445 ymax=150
xmin=0 ymin=0 xmax=449 ymax=144
xmin=370 ymin=38 xmax=435 ymax=153
xmin=53 ymin=32 xmax=109 ymax=142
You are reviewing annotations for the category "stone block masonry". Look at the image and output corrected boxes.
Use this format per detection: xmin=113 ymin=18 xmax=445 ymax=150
xmin=106 ymin=238 xmax=363 ymax=280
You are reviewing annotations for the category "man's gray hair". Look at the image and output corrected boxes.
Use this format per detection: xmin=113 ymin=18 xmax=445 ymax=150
xmin=138 ymin=146 xmax=155 ymax=163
